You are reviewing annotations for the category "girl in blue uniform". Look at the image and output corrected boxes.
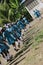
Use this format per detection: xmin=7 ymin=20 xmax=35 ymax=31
xmin=6 ymin=24 xmax=21 ymax=41
xmin=7 ymin=24 xmax=22 ymax=44
xmin=9 ymin=24 xmax=22 ymax=48
xmin=33 ymin=9 xmax=41 ymax=18
xmin=12 ymin=24 xmax=21 ymax=39
xmin=2 ymin=27 xmax=19 ymax=51
xmin=17 ymin=20 xmax=25 ymax=30
xmin=22 ymin=17 xmax=29 ymax=25
xmin=0 ymin=30 xmax=12 ymax=61
xmin=12 ymin=24 xmax=20 ymax=31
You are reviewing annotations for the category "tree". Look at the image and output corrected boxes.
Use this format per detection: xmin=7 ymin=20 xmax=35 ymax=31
xmin=0 ymin=0 xmax=11 ymax=26
xmin=9 ymin=0 xmax=25 ymax=20
xmin=0 ymin=0 xmax=26 ymax=26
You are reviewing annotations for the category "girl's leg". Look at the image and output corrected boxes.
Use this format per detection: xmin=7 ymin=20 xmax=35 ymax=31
xmin=2 ymin=50 xmax=10 ymax=61
xmin=0 ymin=61 xmax=2 ymax=65
xmin=1 ymin=52 xmax=8 ymax=61
xmin=3 ymin=50 xmax=8 ymax=61
xmin=4 ymin=50 xmax=12 ymax=60
xmin=12 ymin=42 xmax=19 ymax=51
xmin=17 ymin=39 xmax=20 ymax=48
xmin=5 ymin=50 xmax=13 ymax=61
xmin=1 ymin=52 xmax=5 ymax=58
xmin=3 ymin=50 xmax=7 ymax=56
xmin=6 ymin=50 xmax=12 ymax=58
xmin=12 ymin=43 xmax=16 ymax=49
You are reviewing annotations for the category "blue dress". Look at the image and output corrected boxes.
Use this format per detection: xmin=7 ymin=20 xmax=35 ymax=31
xmin=6 ymin=27 xmax=13 ymax=33
xmin=0 ymin=33 xmax=9 ymax=53
xmin=6 ymin=27 xmax=18 ymax=40
xmin=23 ymin=17 xmax=29 ymax=24
xmin=34 ymin=10 xmax=41 ymax=18
xmin=17 ymin=20 xmax=25 ymax=29
xmin=4 ymin=30 xmax=16 ymax=45
xmin=12 ymin=25 xmax=21 ymax=38
xmin=12 ymin=24 xmax=21 ymax=31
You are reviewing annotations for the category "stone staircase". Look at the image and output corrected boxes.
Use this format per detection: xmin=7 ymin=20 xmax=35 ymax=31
xmin=27 ymin=0 xmax=39 ymax=10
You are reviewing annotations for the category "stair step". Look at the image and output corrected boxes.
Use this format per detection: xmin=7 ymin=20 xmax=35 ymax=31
xmin=27 ymin=0 xmax=39 ymax=10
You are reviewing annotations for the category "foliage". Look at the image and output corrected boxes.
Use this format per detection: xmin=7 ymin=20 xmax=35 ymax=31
xmin=0 ymin=0 xmax=33 ymax=26
xmin=0 ymin=0 xmax=25 ymax=26
xmin=35 ymin=31 xmax=43 ymax=43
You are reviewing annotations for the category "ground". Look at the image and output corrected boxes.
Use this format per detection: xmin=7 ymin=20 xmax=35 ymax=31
xmin=17 ymin=43 xmax=43 ymax=65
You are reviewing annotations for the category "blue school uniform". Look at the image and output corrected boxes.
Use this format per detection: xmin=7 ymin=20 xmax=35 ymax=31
xmin=0 ymin=33 xmax=9 ymax=53
xmin=16 ymin=31 xmax=21 ymax=38
xmin=6 ymin=27 xmax=15 ymax=35
xmin=12 ymin=25 xmax=21 ymax=38
xmin=4 ymin=30 xmax=16 ymax=45
xmin=34 ymin=10 xmax=41 ymax=18
xmin=12 ymin=24 xmax=20 ymax=31
xmin=6 ymin=27 xmax=13 ymax=33
xmin=7 ymin=26 xmax=18 ymax=40
xmin=17 ymin=20 xmax=25 ymax=29
xmin=23 ymin=17 xmax=29 ymax=24
xmin=0 ymin=43 xmax=9 ymax=53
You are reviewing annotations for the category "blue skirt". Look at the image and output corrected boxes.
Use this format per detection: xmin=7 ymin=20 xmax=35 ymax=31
xmin=4 ymin=31 xmax=16 ymax=45
xmin=0 ymin=43 xmax=9 ymax=53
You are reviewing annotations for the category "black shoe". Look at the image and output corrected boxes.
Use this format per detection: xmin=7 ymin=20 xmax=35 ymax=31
xmin=10 ymin=55 xmax=13 ymax=61
xmin=7 ymin=59 xmax=10 ymax=62
xmin=0 ymin=61 xmax=1 ymax=65
xmin=7 ymin=55 xmax=13 ymax=62
xmin=18 ymin=44 xmax=20 ymax=48
xmin=14 ymin=48 xmax=19 ymax=51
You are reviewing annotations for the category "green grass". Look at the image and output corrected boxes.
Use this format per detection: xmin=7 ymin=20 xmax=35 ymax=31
xmin=35 ymin=30 xmax=43 ymax=43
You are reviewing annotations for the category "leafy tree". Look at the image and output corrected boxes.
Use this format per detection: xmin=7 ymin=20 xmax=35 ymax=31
xmin=0 ymin=0 xmax=24 ymax=25
xmin=0 ymin=0 xmax=30 ymax=26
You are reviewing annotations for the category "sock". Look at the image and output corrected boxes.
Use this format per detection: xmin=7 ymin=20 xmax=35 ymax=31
xmin=15 ymin=41 xmax=18 ymax=46
xmin=0 ymin=61 xmax=2 ymax=65
xmin=5 ymin=56 xmax=8 ymax=60
xmin=7 ymin=53 xmax=10 ymax=59
xmin=14 ymin=47 xmax=16 ymax=49
xmin=0 ymin=64 xmax=2 ymax=65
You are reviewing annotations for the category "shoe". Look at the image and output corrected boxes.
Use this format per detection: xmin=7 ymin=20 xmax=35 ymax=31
xmin=10 ymin=55 xmax=13 ymax=61
xmin=18 ymin=44 xmax=20 ymax=48
xmin=14 ymin=48 xmax=19 ymax=51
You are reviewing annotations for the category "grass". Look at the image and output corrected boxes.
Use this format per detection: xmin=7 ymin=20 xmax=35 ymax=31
xmin=35 ymin=30 xmax=43 ymax=42
xmin=30 ymin=30 xmax=43 ymax=50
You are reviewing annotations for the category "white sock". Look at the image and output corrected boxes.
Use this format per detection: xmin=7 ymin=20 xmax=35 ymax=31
xmin=14 ymin=47 xmax=16 ymax=49
xmin=5 ymin=56 xmax=8 ymax=60
xmin=0 ymin=64 xmax=2 ymax=65
xmin=15 ymin=41 xmax=18 ymax=46
xmin=7 ymin=53 xmax=10 ymax=59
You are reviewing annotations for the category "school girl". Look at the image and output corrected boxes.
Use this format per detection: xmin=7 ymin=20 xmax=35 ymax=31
xmin=22 ymin=16 xmax=29 ymax=25
xmin=17 ymin=20 xmax=26 ymax=30
xmin=33 ymin=9 xmax=41 ymax=18
xmin=8 ymin=24 xmax=23 ymax=48
xmin=11 ymin=24 xmax=21 ymax=39
xmin=2 ymin=27 xmax=19 ymax=51
xmin=0 ymin=30 xmax=12 ymax=61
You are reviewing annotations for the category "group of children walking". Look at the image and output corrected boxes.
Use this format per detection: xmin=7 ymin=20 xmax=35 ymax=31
xmin=0 ymin=16 xmax=29 ymax=64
